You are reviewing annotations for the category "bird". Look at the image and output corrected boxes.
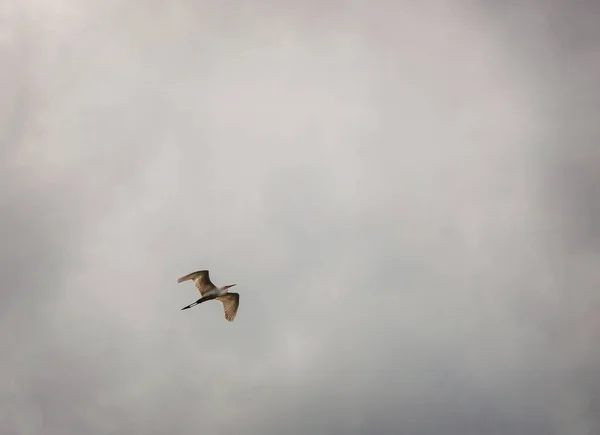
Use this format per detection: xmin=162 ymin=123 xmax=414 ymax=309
xmin=177 ymin=270 xmax=239 ymax=321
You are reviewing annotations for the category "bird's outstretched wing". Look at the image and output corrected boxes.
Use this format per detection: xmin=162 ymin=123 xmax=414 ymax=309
xmin=217 ymin=293 xmax=240 ymax=322
xmin=177 ymin=270 xmax=216 ymax=295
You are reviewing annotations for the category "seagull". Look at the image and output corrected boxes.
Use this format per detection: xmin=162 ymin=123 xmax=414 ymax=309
xmin=177 ymin=270 xmax=239 ymax=321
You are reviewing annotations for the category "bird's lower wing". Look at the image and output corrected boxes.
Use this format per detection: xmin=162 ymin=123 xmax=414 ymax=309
xmin=217 ymin=293 xmax=240 ymax=322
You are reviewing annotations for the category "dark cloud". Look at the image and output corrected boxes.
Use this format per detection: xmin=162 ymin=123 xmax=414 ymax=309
xmin=478 ymin=2 xmax=600 ymax=434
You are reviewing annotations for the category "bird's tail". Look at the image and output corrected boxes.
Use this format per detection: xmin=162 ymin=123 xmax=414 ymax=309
xmin=181 ymin=295 xmax=214 ymax=310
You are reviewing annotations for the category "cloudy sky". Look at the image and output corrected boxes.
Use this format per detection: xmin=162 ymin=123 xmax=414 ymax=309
xmin=1 ymin=0 xmax=599 ymax=434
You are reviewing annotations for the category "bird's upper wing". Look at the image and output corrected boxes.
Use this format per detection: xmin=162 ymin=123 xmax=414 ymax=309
xmin=217 ymin=293 xmax=240 ymax=322
xmin=177 ymin=270 xmax=216 ymax=295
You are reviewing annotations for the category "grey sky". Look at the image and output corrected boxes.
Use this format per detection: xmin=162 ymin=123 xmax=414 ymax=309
xmin=1 ymin=1 xmax=599 ymax=434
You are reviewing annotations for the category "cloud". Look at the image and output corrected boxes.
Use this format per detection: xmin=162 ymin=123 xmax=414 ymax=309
xmin=1 ymin=0 xmax=599 ymax=434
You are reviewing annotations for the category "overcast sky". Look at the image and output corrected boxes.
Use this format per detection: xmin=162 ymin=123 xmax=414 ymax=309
xmin=1 ymin=1 xmax=599 ymax=434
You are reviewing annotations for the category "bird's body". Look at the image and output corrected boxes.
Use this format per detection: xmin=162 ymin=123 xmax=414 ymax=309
xmin=177 ymin=270 xmax=239 ymax=321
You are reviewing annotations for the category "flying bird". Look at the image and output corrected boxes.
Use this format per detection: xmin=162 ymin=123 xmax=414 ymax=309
xmin=177 ymin=270 xmax=239 ymax=321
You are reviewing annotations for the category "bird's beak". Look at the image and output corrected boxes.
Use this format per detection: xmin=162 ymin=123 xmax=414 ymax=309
xmin=227 ymin=284 xmax=236 ymax=289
